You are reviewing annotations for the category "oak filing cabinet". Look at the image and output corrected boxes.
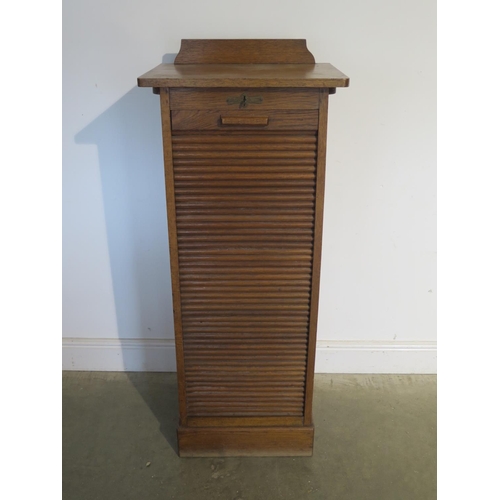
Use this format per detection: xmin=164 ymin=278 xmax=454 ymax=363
xmin=138 ymin=39 xmax=349 ymax=456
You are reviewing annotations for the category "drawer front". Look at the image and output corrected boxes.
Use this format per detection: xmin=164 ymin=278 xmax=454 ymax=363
xmin=170 ymin=88 xmax=320 ymax=110
xmin=171 ymin=109 xmax=319 ymax=131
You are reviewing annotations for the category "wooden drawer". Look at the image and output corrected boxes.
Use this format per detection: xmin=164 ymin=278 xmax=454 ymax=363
xmin=171 ymin=109 xmax=319 ymax=131
xmin=170 ymin=88 xmax=320 ymax=110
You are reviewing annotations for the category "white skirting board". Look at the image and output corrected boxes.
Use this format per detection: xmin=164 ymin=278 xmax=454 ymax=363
xmin=62 ymin=338 xmax=436 ymax=374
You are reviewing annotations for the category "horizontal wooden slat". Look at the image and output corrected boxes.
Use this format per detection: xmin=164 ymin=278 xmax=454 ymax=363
xmin=182 ymin=317 xmax=309 ymax=324
xmin=187 ymin=398 xmax=304 ymax=406
xmin=186 ymin=412 xmax=304 ymax=418
xmin=177 ymin=213 xmax=313 ymax=221
xmin=177 ymin=231 xmax=313 ymax=238
xmin=183 ymin=334 xmax=307 ymax=340
xmin=178 ymin=247 xmax=312 ymax=255
xmin=182 ymin=330 xmax=309 ymax=336
xmin=187 ymin=384 xmax=305 ymax=391
xmin=185 ymin=364 xmax=307 ymax=371
xmin=185 ymin=370 xmax=306 ymax=376
xmin=185 ymin=412 xmax=305 ymax=418
xmin=185 ymin=384 xmax=305 ymax=392
xmin=176 ymin=195 xmax=314 ymax=201
xmin=173 ymin=150 xmax=316 ymax=159
xmin=185 ymin=380 xmax=306 ymax=387
xmin=182 ymin=276 xmax=311 ymax=287
xmin=175 ymin=195 xmax=314 ymax=203
xmin=178 ymin=248 xmax=311 ymax=254
xmin=183 ymin=331 xmax=308 ymax=338
xmin=180 ymin=275 xmax=311 ymax=284
xmin=179 ymin=257 xmax=311 ymax=264
xmin=184 ymin=332 xmax=308 ymax=338
xmin=186 ymin=416 xmax=304 ymax=427
xmin=186 ymin=409 xmax=304 ymax=414
xmin=180 ymin=262 xmax=311 ymax=271
xmin=185 ymin=370 xmax=306 ymax=377
xmin=182 ymin=338 xmax=309 ymax=346
xmin=180 ymin=298 xmax=310 ymax=305
xmin=186 ymin=383 xmax=304 ymax=389
xmin=185 ymin=386 xmax=305 ymax=392
xmin=187 ymin=355 xmax=307 ymax=362
xmin=187 ymin=386 xmax=306 ymax=393
xmin=183 ymin=314 xmax=308 ymax=326
xmin=185 ymin=348 xmax=307 ymax=355
xmin=184 ymin=349 xmax=308 ymax=357
xmin=172 ymin=133 xmax=317 ymax=142
xmin=174 ymin=181 xmax=316 ymax=189
xmin=176 ymin=206 xmax=315 ymax=213
xmin=173 ymin=143 xmax=316 ymax=151
xmin=183 ymin=334 xmax=309 ymax=341
xmin=173 ymin=159 xmax=317 ymax=168
xmin=182 ymin=311 xmax=310 ymax=318
xmin=182 ymin=297 xmax=310 ymax=304
xmin=188 ymin=398 xmax=305 ymax=406
xmin=178 ymin=235 xmax=313 ymax=242
xmin=185 ymin=358 xmax=305 ymax=368
xmin=174 ymin=169 xmax=316 ymax=178
xmin=180 ymin=269 xmax=310 ymax=276
xmin=182 ymin=288 xmax=310 ymax=296
xmin=176 ymin=189 xmax=314 ymax=196
xmin=188 ymin=374 xmax=304 ymax=384
xmin=175 ymin=175 xmax=315 ymax=182
xmin=182 ymin=310 xmax=309 ymax=317
xmin=178 ymin=251 xmax=312 ymax=260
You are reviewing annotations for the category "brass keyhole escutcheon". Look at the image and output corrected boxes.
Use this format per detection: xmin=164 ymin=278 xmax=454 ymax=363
xmin=226 ymin=93 xmax=263 ymax=108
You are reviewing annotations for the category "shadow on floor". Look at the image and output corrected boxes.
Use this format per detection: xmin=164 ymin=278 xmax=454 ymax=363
xmin=126 ymin=372 xmax=180 ymax=453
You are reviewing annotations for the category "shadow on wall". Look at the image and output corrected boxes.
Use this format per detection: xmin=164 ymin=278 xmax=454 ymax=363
xmin=74 ymin=54 xmax=179 ymax=452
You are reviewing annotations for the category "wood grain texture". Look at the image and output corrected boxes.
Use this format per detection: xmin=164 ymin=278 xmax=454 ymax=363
xmin=171 ymin=132 xmax=316 ymax=421
xmin=159 ymin=89 xmax=188 ymax=425
xmin=178 ymin=425 xmax=314 ymax=457
xmin=170 ymin=88 xmax=320 ymax=110
xmin=187 ymin=417 xmax=303 ymax=427
xmin=220 ymin=116 xmax=269 ymax=126
xmin=174 ymin=39 xmax=315 ymax=65
xmin=303 ymin=89 xmax=329 ymax=425
xmin=137 ymin=63 xmax=349 ymax=90
xmin=171 ymin=110 xmax=318 ymax=131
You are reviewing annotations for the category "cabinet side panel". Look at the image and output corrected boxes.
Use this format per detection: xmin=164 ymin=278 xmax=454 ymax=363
xmin=303 ymin=89 xmax=329 ymax=425
xmin=159 ymin=88 xmax=188 ymax=424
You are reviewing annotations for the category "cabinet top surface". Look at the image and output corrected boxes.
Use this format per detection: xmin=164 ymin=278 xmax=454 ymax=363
xmin=137 ymin=63 xmax=349 ymax=89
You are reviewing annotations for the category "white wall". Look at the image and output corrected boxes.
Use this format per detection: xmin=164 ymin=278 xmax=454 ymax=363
xmin=63 ymin=0 xmax=436 ymax=373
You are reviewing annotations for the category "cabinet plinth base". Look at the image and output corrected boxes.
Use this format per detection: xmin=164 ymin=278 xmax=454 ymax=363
xmin=177 ymin=425 xmax=314 ymax=457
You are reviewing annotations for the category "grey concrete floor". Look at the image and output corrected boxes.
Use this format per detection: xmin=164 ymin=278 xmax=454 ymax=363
xmin=63 ymin=372 xmax=436 ymax=500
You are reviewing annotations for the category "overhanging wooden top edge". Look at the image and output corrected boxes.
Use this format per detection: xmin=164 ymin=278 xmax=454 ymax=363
xmin=137 ymin=63 xmax=350 ymax=89
xmin=139 ymin=79 xmax=350 ymax=89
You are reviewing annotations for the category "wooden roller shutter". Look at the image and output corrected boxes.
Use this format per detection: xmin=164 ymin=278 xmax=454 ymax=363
xmin=171 ymin=131 xmax=317 ymax=419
